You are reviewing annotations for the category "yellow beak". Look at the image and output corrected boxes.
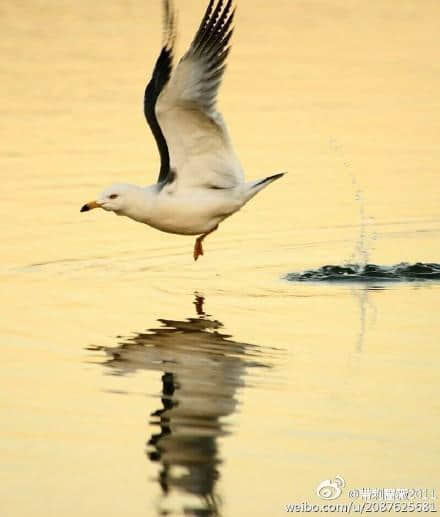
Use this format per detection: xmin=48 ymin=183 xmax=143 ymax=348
xmin=80 ymin=200 xmax=101 ymax=212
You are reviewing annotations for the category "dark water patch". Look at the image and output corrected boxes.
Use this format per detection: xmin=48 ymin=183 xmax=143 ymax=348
xmin=286 ymin=262 xmax=440 ymax=283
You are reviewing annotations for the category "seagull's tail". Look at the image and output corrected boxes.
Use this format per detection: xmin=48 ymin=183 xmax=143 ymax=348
xmin=243 ymin=172 xmax=286 ymax=202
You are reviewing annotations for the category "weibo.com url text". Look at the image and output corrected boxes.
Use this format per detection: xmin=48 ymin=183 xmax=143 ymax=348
xmin=285 ymin=501 xmax=437 ymax=513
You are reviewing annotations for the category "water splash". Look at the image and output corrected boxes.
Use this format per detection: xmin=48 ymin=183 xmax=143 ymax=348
xmin=286 ymin=263 xmax=440 ymax=282
xmin=347 ymin=189 xmax=376 ymax=269
xmin=329 ymin=138 xmax=377 ymax=268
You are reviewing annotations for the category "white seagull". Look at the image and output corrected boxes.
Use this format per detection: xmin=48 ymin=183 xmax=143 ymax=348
xmin=81 ymin=0 xmax=284 ymax=260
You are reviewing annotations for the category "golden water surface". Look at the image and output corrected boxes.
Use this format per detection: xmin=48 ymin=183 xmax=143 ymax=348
xmin=1 ymin=1 xmax=439 ymax=515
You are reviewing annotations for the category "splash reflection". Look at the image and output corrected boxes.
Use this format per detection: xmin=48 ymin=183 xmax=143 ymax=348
xmin=92 ymin=294 xmax=272 ymax=516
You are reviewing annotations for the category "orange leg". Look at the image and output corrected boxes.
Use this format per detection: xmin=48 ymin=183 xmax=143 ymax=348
xmin=193 ymin=226 xmax=218 ymax=261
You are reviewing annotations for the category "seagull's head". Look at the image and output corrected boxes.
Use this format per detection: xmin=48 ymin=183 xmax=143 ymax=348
xmin=80 ymin=183 xmax=141 ymax=217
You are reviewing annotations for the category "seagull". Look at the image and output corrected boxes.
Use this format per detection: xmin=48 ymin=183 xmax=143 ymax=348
xmin=81 ymin=0 xmax=285 ymax=260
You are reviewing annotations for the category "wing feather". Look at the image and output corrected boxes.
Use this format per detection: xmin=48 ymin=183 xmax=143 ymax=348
xmin=143 ymin=0 xmax=176 ymax=183
xmin=156 ymin=0 xmax=243 ymax=189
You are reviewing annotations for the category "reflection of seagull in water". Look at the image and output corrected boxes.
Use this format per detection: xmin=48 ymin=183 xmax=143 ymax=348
xmin=80 ymin=0 xmax=285 ymax=260
xmin=91 ymin=294 xmax=271 ymax=516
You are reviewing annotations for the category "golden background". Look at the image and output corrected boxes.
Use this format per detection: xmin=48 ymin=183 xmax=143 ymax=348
xmin=1 ymin=1 xmax=439 ymax=515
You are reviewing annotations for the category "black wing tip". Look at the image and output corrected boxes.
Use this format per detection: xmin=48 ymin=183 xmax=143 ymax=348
xmin=145 ymin=1 xmax=176 ymax=106
xmin=144 ymin=1 xmax=178 ymax=185
xmin=193 ymin=0 xmax=236 ymax=56
xmin=162 ymin=0 xmax=177 ymax=52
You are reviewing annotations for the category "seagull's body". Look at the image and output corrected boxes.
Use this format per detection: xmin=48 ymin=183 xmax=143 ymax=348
xmin=81 ymin=0 xmax=284 ymax=260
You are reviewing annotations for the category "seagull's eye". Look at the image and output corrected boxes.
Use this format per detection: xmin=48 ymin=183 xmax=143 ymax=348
xmin=109 ymin=194 xmax=118 ymax=199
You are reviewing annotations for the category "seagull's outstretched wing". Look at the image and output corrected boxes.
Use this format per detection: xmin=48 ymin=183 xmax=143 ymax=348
xmin=156 ymin=0 xmax=244 ymax=189
xmin=144 ymin=0 xmax=176 ymax=183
